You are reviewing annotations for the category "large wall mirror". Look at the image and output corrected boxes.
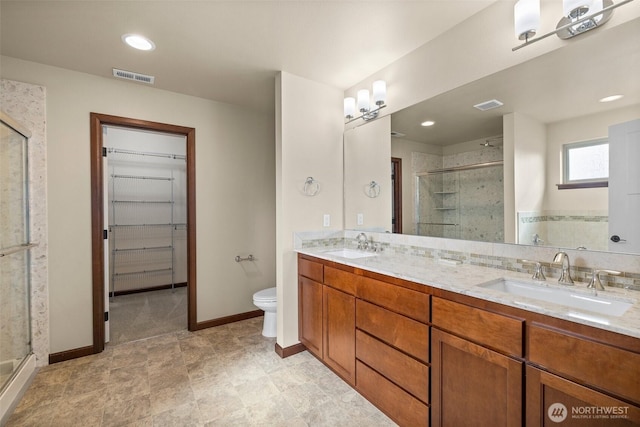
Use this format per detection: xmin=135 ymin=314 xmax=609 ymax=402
xmin=343 ymin=19 xmax=640 ymax=255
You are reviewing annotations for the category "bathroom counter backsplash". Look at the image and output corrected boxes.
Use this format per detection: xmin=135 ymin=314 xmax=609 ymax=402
xmin=294 ymin=234 xmax=640 ymax=340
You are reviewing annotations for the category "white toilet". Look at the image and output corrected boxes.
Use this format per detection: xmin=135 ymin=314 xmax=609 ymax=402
xmin=253 ymin=287 xmax=277 ymax=337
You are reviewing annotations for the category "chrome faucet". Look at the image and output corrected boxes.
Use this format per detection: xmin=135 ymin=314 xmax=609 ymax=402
xmin=552 ymin=252 xmax=574 ymax=286
xmin=356 ymin=232 xmax=369 ymax=250
xmin=587 ymin=269 xmax=621 ymax=291
xmin=519 ymin=259 xmax=546 ymax=281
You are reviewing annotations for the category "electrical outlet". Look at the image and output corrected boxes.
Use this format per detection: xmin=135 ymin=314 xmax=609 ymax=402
xmin=357 ymin=213 xmax=364 ymax=225
xmin=323 ymin=214 xmax=330 ymax=227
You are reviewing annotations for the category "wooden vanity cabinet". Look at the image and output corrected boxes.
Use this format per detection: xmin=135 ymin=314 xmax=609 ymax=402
xmin=430 ymin=297 xmax=524 ymax=427
xmin=322 ymin=284 xmax=356 ymax=384
xmin=298 ymin=254 xmax=640 ymax=427
xmin=526 ymin=365 xmax=640 ymax=426
xmin=298 ymin=258 xmax=324 ymax=359
xmin=298 ymin=257 xmax=356 ymax=385
xmin=298 ymin=255 xmax=430 ymax=426
xmin=527 ymin=324 xmax=640 ymax=426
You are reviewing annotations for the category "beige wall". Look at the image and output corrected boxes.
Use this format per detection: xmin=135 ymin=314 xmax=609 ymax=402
xmin=276 ymin=71 xmax=344 ymax=348
xmin=545 ymin=105 xmax=640 ymax=212
xmin=390 ymin=138 xmax=440 ymax=234
xmin=503 ymin=112 xmax=547 ymax=243
xmin=345 ymin=2 xmax=640 ymax=123
xmin=344 ymin=116 xmax=392 ymax=231
xmin=1 ymin=56 xmax=276 ymax=354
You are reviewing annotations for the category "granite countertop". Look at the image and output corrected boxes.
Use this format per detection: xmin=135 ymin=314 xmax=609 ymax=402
xmin=296 ymin=247 xmax=640 ymax=340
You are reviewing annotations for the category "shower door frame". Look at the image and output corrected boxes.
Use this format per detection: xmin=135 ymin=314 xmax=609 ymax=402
xmin=90 ymin=113 xmax=197 ymax=354
xmin=0 ymin=112 xmax=33 ymax=383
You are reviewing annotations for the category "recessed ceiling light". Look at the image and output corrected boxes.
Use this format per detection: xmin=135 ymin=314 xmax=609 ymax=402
xmin=122 ymin=34 xmax=156 ymax=51
xmin=599 ymin=94 xmax=624 ymax=103
xmin=421 ymin=120 xmax=435 ymax=127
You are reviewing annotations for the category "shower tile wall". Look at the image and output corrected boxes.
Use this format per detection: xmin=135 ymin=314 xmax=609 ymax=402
xmin=412 ymin=152 xmax=443 ymax=236
xmin=1 ymin=79 xmax=49 ymax=367
xmin=518 ymin=211 xmax=608 ymax=251
xmin=413 ymin=145 xmax=504 ymax=242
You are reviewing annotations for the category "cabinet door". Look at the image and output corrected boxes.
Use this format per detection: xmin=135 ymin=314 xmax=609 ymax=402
xmin=323 ymin=285 xmax=356 ymax=385
xmin=431 ymin=328 xmax=523 ymax=427
xmin=298 ymin=276 xmax=323 ymax=358
xmin=526 ymin=365 xmax=640 ymax=426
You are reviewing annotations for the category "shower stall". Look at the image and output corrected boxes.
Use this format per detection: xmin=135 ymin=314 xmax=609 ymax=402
xmin=0 ymin=112 xmax=36 ymax=420
xmin=416 ymin=161 xmax=505 ymax=242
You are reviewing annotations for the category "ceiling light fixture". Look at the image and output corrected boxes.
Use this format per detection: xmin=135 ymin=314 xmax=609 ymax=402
xmin=122 ymin=33 xmax=156 ymax=51
xmin=421 ymin=120 xmax=435 ymax=127
xmin=512 ymin=0 xmax=634 ymax=51
xmin=344 ymin=80 xmax=387 ymax=123
xmin=599 ymin=94 xmax=624 ymax=103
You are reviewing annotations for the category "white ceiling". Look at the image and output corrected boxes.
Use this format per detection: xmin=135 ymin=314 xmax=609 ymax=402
xmin=391 ymin=17 xmax=640 ymax=146
xmin=0 ymin=0 xmax=496 ymax=112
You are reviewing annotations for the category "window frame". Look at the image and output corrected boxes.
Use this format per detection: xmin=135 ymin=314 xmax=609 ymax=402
xmin=559 ymin=138 xmax=609 ymax=189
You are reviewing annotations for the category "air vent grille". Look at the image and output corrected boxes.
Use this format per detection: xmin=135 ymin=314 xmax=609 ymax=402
xmin=473 ymin=99 xmax=503 ymax=111
xmin=112 ymin=68 xmax=155 ymax=85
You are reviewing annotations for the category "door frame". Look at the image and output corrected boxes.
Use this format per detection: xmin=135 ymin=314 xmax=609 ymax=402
xmin=391 ymin=157 xmax=402 ymax=234
xmin=90 ymin=113 xmax=197 ymax=353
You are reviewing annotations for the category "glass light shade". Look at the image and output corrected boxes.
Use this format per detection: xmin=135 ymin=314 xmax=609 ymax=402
xmin=514 ymin=0 xmax=540 ymax=39
xmin=590 ymin=0 xmax=603 ymax=21
xmin=564 ymin=0 xmax=589 ymax=17
xmin=372 ymin=80 xmax=386 ymax=106
xmin=344 ymin=97 xmax=356 ymax=118
xmin=357 ymin=90 xmax=370 ymax=112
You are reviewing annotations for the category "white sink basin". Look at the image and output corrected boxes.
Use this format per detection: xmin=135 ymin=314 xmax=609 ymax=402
xmin=323 ymin=249 xmax=377 ymax=259
xmin=477 ymin=278 xmax=634 ymax=317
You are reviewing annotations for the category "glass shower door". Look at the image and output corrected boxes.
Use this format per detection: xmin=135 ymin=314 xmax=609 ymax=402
xmin=0 ymin=117 xmax=32 ymax=391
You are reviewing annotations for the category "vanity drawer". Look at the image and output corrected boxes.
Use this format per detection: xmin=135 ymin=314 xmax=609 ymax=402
xmin=529 ymin=324 xmax=640 ymax=405
xmin=298 ymin=256 xmax=323 ymax=283
xmin=324 ymin=266 xmax=356 ymax=295
xmin=356 ymin=361 xmax=429 ymax=427
xmin=356 ymin=275 xmax=429 ymax=323
xmin=356 ymin=299 xmax=429 ymax=363
xmin=431 ymin=297 xmax=523 ymax=357
xmin=356 ymin=329 xmax=429 ymax=404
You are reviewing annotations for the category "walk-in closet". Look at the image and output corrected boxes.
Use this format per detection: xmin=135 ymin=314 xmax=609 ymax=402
xmin=105 ymin=126 xmax=187 ymax=345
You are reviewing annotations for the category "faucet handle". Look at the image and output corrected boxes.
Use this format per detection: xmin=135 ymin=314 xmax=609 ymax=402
xmin=587 ymin=269 xmax=621 ymax=291
xmin=519 ymin=259 xmax=546 ymax=281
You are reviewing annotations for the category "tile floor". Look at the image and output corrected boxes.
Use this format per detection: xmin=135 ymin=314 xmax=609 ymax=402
xmin=6 ymin=317 xmax=396 ymax=426
xmin=108 ymin=287 xmax=187 ymax=346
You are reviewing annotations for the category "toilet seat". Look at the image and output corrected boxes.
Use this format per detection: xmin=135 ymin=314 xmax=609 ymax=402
xmin=253 ymin=287 xmax=276 ymax=302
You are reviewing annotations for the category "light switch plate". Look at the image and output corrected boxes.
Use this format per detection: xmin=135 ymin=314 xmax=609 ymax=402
xmin=357 ymin=213 xmax=364 ymax=225
xmin=323 ymin=214 xmax=330 ymax=227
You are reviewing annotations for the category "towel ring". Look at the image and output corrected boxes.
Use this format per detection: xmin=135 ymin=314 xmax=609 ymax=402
xmin=303 ymin=177 xmax=320 ymax=196
xmin=366 ymin=181 xmax=381 ymax=198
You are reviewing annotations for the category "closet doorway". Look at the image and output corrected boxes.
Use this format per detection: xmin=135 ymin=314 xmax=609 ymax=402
xmin=90 ymin=114 xmax=196 ymax=354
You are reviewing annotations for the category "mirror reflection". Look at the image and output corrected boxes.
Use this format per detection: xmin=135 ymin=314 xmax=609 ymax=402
xmin=344 ymin=20 xmax=640 ymax=254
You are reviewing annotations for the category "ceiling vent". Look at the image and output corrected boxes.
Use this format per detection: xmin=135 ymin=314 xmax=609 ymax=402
xmin=390 ymin=131 xmax=406 ymax=138
xmin=112 ymin=68 xmax=155 ymax=85
xmin=473 ymin=99 xmax=503 ymax=111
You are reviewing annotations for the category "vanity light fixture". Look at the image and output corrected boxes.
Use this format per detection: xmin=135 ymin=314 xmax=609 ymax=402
xmin=421 ymin=120 xmax=435 ymax=127
xmin=344 ymin=80 xmax=387 ymax=123
xmin=512 ymin=0 xmax=635 ymax=51
xmin=122 ymin=33 xmax=156 ymax=51
xmin=599 ymin=94 xmax=624 ymax=103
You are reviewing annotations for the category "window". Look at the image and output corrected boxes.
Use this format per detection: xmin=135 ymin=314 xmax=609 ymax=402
xmin=560 ymin=139 xmax=608 ymax=189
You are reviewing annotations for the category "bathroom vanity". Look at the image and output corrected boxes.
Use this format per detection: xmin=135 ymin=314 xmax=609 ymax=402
xmin=297 ymin=251 xmax=640 ymax=426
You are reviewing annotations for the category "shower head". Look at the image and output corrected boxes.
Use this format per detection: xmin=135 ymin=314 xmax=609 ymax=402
xmin=480 ymin=136 xmax=503 ymax=148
